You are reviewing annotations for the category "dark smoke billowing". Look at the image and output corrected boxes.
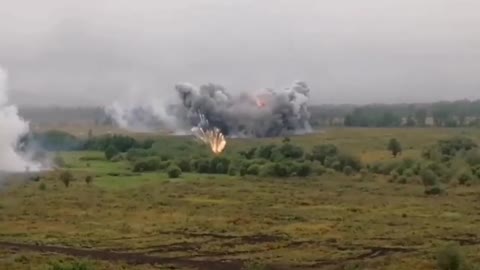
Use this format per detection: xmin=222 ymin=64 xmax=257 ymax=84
xmin=107 ymin=81 xmax=312 ymax=137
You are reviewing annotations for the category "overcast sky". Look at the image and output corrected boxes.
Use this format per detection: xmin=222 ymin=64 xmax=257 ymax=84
xmin=0 ymin=0 xmax=479 ymax=106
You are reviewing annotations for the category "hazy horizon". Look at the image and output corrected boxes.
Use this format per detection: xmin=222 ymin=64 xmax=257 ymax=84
xmin=1 ymin=0 xmax=479 ymax=106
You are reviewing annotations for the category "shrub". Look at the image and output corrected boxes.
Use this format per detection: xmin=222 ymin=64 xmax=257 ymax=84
xmin=110 ymin=154 xmax=124 ymax=162
xmin=39 ymin=182 xmax=46 ymax=191
xmin=247 ymin=164 xmax=260 ymax=176
xmin=266 ymin=149 xmax=281 ymax=162
xmin=132 ymin=160 xmax=147 ymax=172
xmin=85 ymin=175 xmax=93 ymax=185
xmin=378 ymin=160 xmax=402 ymax=175
xmin=274 ymin=162 xmax=292 ymax=177
xmin=309 ymin=144 xmax=338 ymax=164
xmin=343 ymin=166 xmax=354 ymax=176
xmin=176 ymin=159 xmax=192 ymax=172
xmin=256 ymin=144 xmax=277 ymax=160
xmin=105 ymin=145 xmax=120 ymax=161
xmin=421 ymin=169 xmax=438 ymax=187
xmin=228 ymin=166 xmax=237 ymax=176
xmin=424 ymin=137 xmax=478 ymax=162
xmin=126 ymin=148 xmax=153 ymax=161
xmin=325 ymin=168 xmax=336 ymax=175
xmin=312 ymin=162 xmax=326 ymax=176
xmin=388 ymin=138 xmax=402 ymax=157
xmin=458 ymin=171 xmax=473 ymax=185
xmin=167 ymin=165 xmax=182 ymax=178
xmin=198 ymin=159 xmax=211 ymax=173
xmin=85 ymin=134 xmax=139 ymax=152
xmin=158 ymin=161 xmax=172 ymax=170
xmin=60 ymin=171 xmax=73 ymax=187
xmin=287 ymin=161 xmax=300 ymax=176
xmin=466 ymin=149 xmax=480 ymax=166
xmin=210 ymin=157 xmax=230 ymax=174
xmin=215 ymin=163 xmax=226 ymax=174
xmin=437 ymin=245 xmax=465 ymax=270
xmin=336 ymin=152 xmax=362 ymax=171
xmin=278 ymin=143 xmax=304 ymax=160
xmin=239 ymin=147 xmax=257 ymax=159
xmin=425 ymin=162 xmax=449 ymax=179
xmin=239 ymin=166 xmax=248 ymax=176
xmin=140 ymin=138 xmax=155 ymax=149
xmin=396 ymin=158 xmax=417 ymax=174
xmin=472 ymin=165 xmax=480 ymax=179
xmin=424 ymin=185 xmax=445 ymax=195
xmin=422 ymin=146 xmax=444 ymax=162
xmin=133 ymin=157 xmax=161 ymax=172
xmin=390 ymin=171 xmax=399 ymax=181
xmin=324 ymin=156 xmax=341 ymax=171
xmin=259 ymin=163 xmax=276 ymax=177
xmin=296 ymin=162 xmax=312 ymax=177
xmin=402 ymin=168 xmax=415 ymax=178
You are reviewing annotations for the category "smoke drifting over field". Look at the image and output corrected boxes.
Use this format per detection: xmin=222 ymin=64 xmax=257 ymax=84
xmin=0 ymin=67 xmax=40 ymax=172
xmin=107 ymin=81 xmax=312 ymax=137
xmin=105 ymin=90 xmax=180 ymax=133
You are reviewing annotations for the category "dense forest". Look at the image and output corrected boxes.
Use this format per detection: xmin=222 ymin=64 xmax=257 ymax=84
xmin=19 ymin=99 xmax=480 ymax=129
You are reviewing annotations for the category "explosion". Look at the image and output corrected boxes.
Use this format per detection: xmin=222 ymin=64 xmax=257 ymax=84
xmin=192 ymin=126 xmax=227 ymax=155
xmin=106 ymin=80 xmax=313 ymax=138
xmin=191 ymin=114 xmax=227 ymax=154
xmin=174 ymin=80 xmax=312 ymax=137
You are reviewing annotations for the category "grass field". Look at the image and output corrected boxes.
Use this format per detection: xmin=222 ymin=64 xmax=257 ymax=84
xmin=1 ymin=128 xmax=480 ymax=270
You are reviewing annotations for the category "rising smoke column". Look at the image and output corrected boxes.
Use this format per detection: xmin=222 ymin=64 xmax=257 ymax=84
xmin=0 ymin=67 xmax=40 ymax=172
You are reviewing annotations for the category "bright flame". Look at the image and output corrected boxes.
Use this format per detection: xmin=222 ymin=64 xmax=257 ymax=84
xmin=192 ymin=127 xmax=227 ymax=154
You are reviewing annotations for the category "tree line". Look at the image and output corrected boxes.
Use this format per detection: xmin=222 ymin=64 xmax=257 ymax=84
xmin=17 ymin=99 xmax=480 ymax=129
xmin=312 ymin=100 xmax=480 ymax=127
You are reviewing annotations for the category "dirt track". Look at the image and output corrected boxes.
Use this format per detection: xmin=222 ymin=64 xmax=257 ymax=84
xmin=0 ymin=241 xmax=245 ymax=270
xmin=0 ymin=238 xmax=421 ymax=270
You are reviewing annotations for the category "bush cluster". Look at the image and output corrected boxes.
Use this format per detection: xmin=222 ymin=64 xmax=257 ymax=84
xmin=99 ymin=137 xmax=365 ymax=178
xmin=33 ymin=129 xmax=480 ymax=192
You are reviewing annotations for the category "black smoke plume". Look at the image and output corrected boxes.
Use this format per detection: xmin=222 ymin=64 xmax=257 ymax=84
xmin=106 ymin=81 xmax=312 ymax=138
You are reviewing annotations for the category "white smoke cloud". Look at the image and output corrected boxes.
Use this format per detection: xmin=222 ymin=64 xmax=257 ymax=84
xmin=0 ymin=67 xmax=40 ymax=172
xmin=105 ymin=87 xmax=182 ymax=133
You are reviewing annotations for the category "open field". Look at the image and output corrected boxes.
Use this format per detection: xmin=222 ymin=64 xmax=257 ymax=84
xmin=1 ymin=128 xmax=480 ymax=270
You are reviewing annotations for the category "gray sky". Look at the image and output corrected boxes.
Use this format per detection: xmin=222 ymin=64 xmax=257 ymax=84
xmin=0 ymin=0 xmax=479 ymax=106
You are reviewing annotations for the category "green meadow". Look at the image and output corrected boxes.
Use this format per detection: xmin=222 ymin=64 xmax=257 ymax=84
xmin=1 ymin=128 xmax=480 ymax=270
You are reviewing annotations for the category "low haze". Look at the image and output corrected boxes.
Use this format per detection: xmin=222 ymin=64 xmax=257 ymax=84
xmin=1 ymin=0 xmax=479 ymax=106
